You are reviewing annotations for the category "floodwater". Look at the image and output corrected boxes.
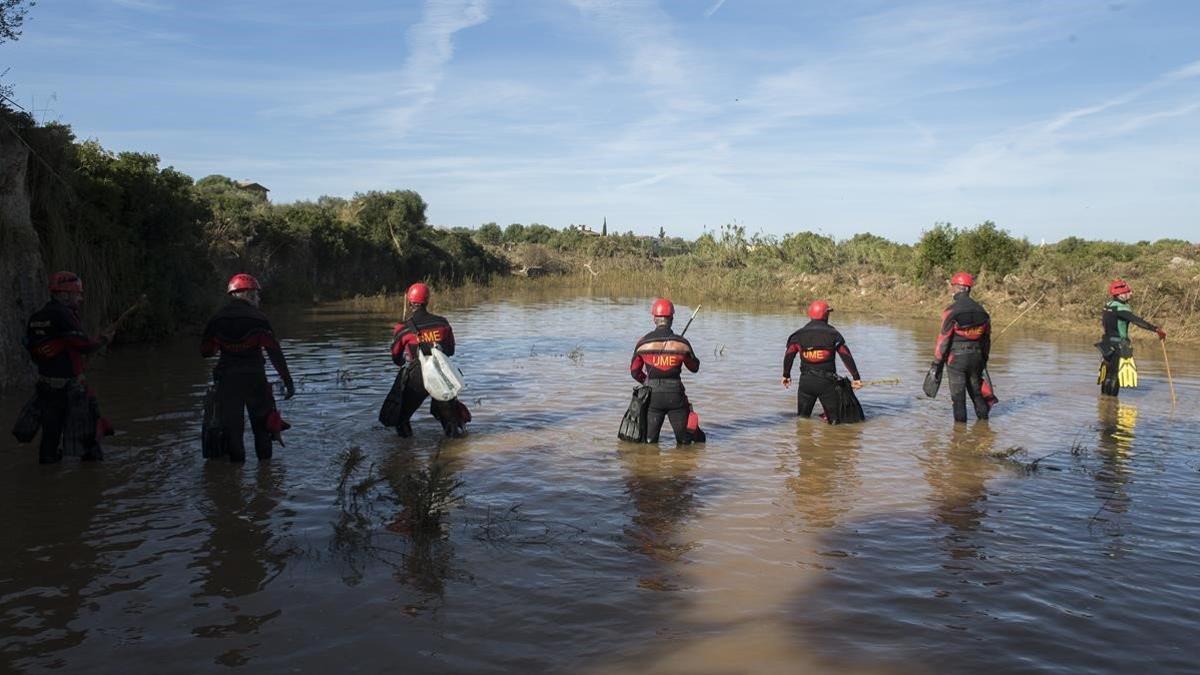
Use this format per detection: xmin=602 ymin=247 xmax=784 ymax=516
xmin=2 ymin=293 xmax=1199 ymax=674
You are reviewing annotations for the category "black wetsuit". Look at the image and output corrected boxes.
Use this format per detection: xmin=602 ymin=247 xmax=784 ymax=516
xmin=388 ymin=307 xmax=465 ymax=437
xmin=934 ymin=291 xmax=992 ymax=423
xmin=25 ymin=300 xmax=109 ymax=463
xmin=201 ymin=299 xmax=293 ymax=461
xmin=783 ymin=319 xmax=861 ymax=423
xmin=1098 ymin=300 xmax=1158 ymax=397
xmin=630 ymin=327 xmax=700 ymax=444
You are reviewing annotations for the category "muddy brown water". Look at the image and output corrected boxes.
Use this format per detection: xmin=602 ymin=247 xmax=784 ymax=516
xmin=2 ymin=293 xmax=1199 ymax=674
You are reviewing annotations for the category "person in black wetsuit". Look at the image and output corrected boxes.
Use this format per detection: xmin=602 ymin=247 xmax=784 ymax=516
xmin=201 ymin=273 xmax=294 ymax=462
xmin=1097 ymin=278 xmax=1165 ymax=397
xmin=24 ymin=271 xmax=116 ymax=463
xmin=630 ymin=299 xmax=701 ymax=445
xmin=782 ymin=300 xmax=864 ymax=423
xmin=932 ymin=272 xmax=992 ymax=423
xmin=386 ymin=282 xmax=468 ymax=438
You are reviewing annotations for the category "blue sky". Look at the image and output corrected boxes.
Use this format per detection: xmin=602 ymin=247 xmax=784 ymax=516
xmin=4 ymin=0 xmax=1199 ymax=242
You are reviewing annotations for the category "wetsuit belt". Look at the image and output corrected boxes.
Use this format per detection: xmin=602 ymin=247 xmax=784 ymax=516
xmin=799 ymin=369 xmax=841 ymax=381
xmin=38 ymin=375 xmax=80 ymax=388
xmin=950 ymin=342 xmax=981 ymax=352
xmin=647 ymin=378 xmax=685 ymax=390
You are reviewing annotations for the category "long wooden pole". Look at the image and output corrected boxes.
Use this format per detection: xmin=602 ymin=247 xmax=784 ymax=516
xmin=679 ymin=304 xmax=701 ymax=337
xmin=995 ymin=293 xmax=1045 ymax=340
xmin=1160 ymin=339 xmax=1177 ymax=410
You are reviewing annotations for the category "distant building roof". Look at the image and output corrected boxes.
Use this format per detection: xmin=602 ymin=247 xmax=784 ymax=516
xmin=235 ymin=180 xmax=269 ymax=193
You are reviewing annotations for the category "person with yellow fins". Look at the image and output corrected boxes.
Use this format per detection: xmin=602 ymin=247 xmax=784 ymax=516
xmin=1097 ymin=279 xmax=1165 ymax=397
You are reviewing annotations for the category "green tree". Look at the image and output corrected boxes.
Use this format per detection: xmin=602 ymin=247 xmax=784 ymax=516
xmin=954 ymin=221 xmax=1029 ymax=276
xmin=476 ymin=221 xmax=502 ymax=245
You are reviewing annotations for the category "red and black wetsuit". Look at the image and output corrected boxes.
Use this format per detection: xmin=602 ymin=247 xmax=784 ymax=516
xmin=386 ymin=307 xmax=465 ymax=437
xmin=934 ymin=291 xmax=991 ymax=422
xmin=783 ymin=319 xmax=861 ymax=422
xmin=25 ymin=300 xmax=109 ymax=463
xmin=201 ymin=299 xmax=293 ymax=461
xmin=630 ymin=327 xmax=700 ymax=444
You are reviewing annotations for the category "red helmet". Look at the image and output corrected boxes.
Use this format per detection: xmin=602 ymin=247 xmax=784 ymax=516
xmin=950 ymin=271 xmax=974 ymax=288
xmin=1108 ymin=279 xmax=1132 ymax=296
xmin=651 ymin=298 xmax=675 ymax=318
xmin=227 ymin=273 xmax=261 ymax=294
xmin=48 ymin=271 xmax=83 ymax=294
xmin=807 ymin=300 xmax=831 ymax=321
xmin=406 ymin=282 xmax=430 ymax=305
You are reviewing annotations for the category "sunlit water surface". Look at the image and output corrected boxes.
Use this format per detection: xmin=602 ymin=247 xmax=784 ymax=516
xmin=2 ymin=294 xmax=1199 ymax=673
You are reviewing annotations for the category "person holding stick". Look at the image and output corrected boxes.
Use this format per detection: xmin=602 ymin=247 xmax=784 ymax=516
xmin=781 ymin=300 xmax=865 ymax=424
xmin=629 ymin=299 xmax=704 ymax=445
xmin=21 ymin=271 xmax=117 ymax=463
xmin=1096 ymin=279 xmax=1165 ymax=397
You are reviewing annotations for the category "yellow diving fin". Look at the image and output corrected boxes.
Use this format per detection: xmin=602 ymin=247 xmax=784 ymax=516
xmin=1117 ymin=357 xmax=1138 ymax=388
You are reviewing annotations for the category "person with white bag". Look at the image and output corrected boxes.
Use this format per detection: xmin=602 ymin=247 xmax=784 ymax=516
xmin=381 ymin=283 xmax=469 ymax=438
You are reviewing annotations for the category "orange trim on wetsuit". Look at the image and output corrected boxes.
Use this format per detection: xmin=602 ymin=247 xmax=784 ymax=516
xmin=630 ymin=327 xmax=699 ymax=383
xmin=201 ymin=299 xmax=294 ymax=389
xmin=783 ymin=319 xmax=860 ymax=380
xmin=933 ymin=291 xmax=991 ymax=364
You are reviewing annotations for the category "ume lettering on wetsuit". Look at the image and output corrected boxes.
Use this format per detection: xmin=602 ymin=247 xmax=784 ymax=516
xmin=390 ymin=308 xmax=455 ymax=364
xmin=782 ymin=320 xmax=860 ymax=380
xmin=630 ymin=328 xmax=699 ymax=382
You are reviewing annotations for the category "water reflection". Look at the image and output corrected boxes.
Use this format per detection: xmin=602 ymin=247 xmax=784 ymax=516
xmin=781 ymin=422 xmax=863 ymax=530
xmin=190 ymin=464 xmax=287 ymax=665
xmin=924 ymin=424 xmax=997 ymax=561
xmin=619 ymin=446 xmax=700 ymax=590
xmin=1091 ymin=398 xmax=1139 ymax=538
xmin=329 ymin=444 xmax=460 ymax=595
xmin=0 ymin=467 xmax=107 ymax=671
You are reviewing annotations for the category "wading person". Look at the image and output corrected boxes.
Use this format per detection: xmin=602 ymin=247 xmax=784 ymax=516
xmin=932 ymin=272 xmax=993 ymax=423
xmin=384 ymin=283 xmax=468 ymax=438
xmin=201 ymin=274 xmax=294 ymax=462
xmin=22 ymin=271 xmax=116 ymax=463
xmin=1096 ymin=279 xmax=1165 ymax=397
xmin=782 ymin=300 xmax=864 ymax=423
xmin=630 ymin=299 xmax=702 ymax=445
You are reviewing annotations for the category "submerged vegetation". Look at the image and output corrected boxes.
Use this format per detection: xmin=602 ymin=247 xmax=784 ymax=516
xmin=5 ymin=106 xmax=1197 ymax=342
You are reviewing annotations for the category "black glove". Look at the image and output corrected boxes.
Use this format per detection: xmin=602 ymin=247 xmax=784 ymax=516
xmin=284 ymin=382 xmax=296 ymax=400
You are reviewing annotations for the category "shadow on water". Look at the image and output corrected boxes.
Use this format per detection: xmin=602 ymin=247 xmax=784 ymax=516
xmin=778 ymin=421 xmax=864 ymax=531
xmin=618 ymin=445 xmax=702 ymax=592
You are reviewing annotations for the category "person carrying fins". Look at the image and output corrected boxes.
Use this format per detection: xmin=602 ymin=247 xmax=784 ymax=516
xmin=1096 ymin=279 xmax=1165 ymax=397
xmin=930 ymin=272 xmax=995 ymax=423
xmin=382 ymin=283 xmax=470 ymax=438
xmin=628 ymin=299 xmax=705 ymax=445
xmin=781 ymin=300 xmax=865 ymax=424
xmin=17 ymin=271 xmax=117 ymax=463
xmin=200 ymin=273 xmax=294 ymax=462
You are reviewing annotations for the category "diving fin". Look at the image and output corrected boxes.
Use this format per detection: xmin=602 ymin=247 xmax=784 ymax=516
xmin=1097 ymin=361 xmax=1107 ymax=385
xmin=980 ymin=368 xmax=999 ymax=409
xmin=618 ymin=385 xmax=652 ymax=442
xmin=923 ymin=361 xmax=944 ymax=398
xmin=1118 ymin=357 xmax=1138 ymax=388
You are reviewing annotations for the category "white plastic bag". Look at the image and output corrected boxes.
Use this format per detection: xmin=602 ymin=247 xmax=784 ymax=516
xmin=419 ymin=346 xmax=465 ymax=401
